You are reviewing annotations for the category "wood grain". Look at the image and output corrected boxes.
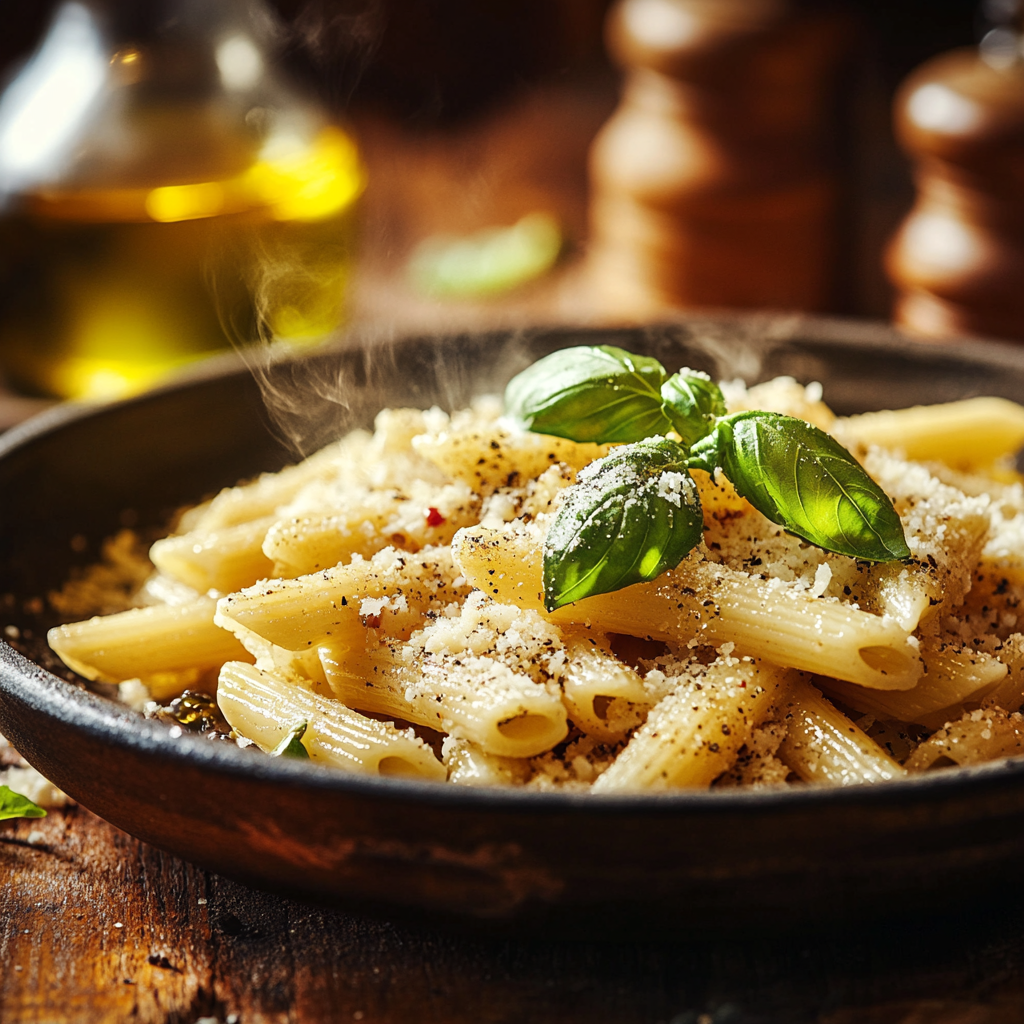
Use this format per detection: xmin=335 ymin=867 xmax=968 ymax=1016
xmin=5 ymin=806 xmax=1024 ymax=1024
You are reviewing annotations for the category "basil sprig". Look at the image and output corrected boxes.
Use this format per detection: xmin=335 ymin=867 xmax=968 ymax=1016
xmin=505 ymin=346 xmax=910 ymax=610
xmin=0 ymin=784 xmax=46 ymax=821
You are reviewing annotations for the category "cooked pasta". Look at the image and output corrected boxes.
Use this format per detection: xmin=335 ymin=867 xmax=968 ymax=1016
xmin=44 ymin=375 xmax=1024 ymax=791
xmin=217 ymin=661 xmax=446 ymax=780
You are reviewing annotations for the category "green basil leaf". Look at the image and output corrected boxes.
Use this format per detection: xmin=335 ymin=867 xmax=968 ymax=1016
xmin=504 ymin=345 xmax=674 ymax=443
xmin=271 ymin=721 xmax=310 ymax=759
xmin=661 ymin=369 xmax=727 ymax=445
xmin=0 ymin=784 xmax=47 ymax=821
xmin=690 ymin=412 xmax=910 ymax=562
xmin=543 ymin=437 xmax=703 ymax=610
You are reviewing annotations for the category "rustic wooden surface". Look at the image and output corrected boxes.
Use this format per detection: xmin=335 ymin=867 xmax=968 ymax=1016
xmin=5 ymin=804 xmax=1024 ymax=1024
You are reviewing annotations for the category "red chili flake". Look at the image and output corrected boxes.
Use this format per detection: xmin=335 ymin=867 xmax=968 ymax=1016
xmin=361 ymin=614 xmax=382 ymax=629
xmin=426 ymin=507 xmax=445 ymax=527
xmin=738 ymin=681 xmax=747 ymax=688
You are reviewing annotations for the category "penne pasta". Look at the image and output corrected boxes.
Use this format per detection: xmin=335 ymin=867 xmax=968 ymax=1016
xmin=150 ymin=516 xmax=276 ymax=594
xmin=820 ymin=641 xmax=1007 ymax=729
xmin=592 ymin=656 xmax=793 ymax=792
xmin=217 ymin=661 xmax=446 ymax=780
xmin=215 ymin=546 xmax=467 ymax=652
xmin=184 ymin=434 xmax=368 ymax=532
xmin=559 ymin=633 xmax=661 ymax=741
xmin=227 ymin=618 xmax=329 ymax=688
xmin=262 ymin=481 xmax=479 ymax=578
xmin=981 ymin=634 xmax=1024 ymax=713
xmin=905 ymin=707 xmax=1024 ymax=771
xmin=319 ymin=597 xmax=570 ymax=759
xmin=838 ymin=397 xmax=1024 ymax=469
xmin=776 ymin=680 xmax=906 ymax=785
xmin=442 ymin=737 xmax=532 ymax=787
xmin=44 ymin=366 xmax=1024 ymax=792
xmin=412 ymin=420 xmax=608 ymax=494
xmin=451 ymin=523 xmax=923 ymax=691
xmin=47 ymin=597 xmax=250 ymax=687
xmin=262 ymin=508 xmax=396 ymax=578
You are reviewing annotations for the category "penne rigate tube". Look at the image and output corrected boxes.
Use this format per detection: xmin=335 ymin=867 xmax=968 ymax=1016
xmin=262 ymin=481 xmax=479 ymax=579
xmin=217 ymin=661 xmax=446 ymax=781
xmin=47 ymin=597 xmax=250 ymax=685
xmin=227 ymin=619 xmax=329 ymax=688
xmin=452 ymin=524 xmax=923 ymax=691
xmin=150 ymin=516 xmax=276 ymax=594
xmin=592 ymin=657 xmax=793 ymax=792
xmin=215 ymin=546 xmax=466 ymax=652
xmin=905 ymin=708 xmax=1024 ymax=771
xmin=820 ymin=642 xmax=1007 ymax=728
xmin=560 ymin=634 xmax=654 ymax=741
xmin=263 ymin=510 xmax=389 ymax=579
xmin=980 ymin=634 xmax=1024 ymax=715
xmin=838 ymin=397 xmax=1024 ymax=468
xmin=183 ymin=435 xmax=366 ymax=532
xmin=777 ymin=679 xmax=906 ymax=785
xmin=319 ymin=640 xmax=569 ymax=759
xmin=442 ymin=737 xmax=531 ymax=788
xmin=412 ymin=421 xmax=608 ymax=494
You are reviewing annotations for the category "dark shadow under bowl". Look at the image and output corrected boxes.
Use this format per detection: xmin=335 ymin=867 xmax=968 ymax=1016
xmin=4 ymin=314 xmax=1024 ymax=934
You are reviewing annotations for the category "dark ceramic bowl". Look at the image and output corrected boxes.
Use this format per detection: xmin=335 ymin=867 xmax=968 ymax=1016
xmin=5 ymin=315 xmax=1024 ymax=933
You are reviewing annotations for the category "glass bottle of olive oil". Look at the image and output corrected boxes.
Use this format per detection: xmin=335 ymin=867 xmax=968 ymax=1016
xmin=0 ymin=0 xmax=364 ymax=400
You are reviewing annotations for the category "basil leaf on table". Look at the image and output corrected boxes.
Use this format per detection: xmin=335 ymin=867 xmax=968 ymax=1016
xmin=271 ymin=721 xmax=311 ymax=759
xmin=543 ymin=438 xmax=703 ymax=611
xmin=504 ymin=345 xmax=674 ymax=443
xmin=0 ymin=784 xmax=47 ymax=821
xmin=661 ymin=369 xmax=727 ymax=446
xmin=688 ymin=411 xmax=911 ymax=562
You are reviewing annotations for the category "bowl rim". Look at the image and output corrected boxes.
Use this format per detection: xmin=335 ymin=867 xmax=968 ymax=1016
xmin=6 ymin=314 xmax=1024 ymax=817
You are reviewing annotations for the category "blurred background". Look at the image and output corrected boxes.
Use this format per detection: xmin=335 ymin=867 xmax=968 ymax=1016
xmin=0 ymin=0 xmax=1010 ymax=418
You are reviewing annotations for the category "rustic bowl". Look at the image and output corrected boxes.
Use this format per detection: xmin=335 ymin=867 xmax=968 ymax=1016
xmin=4 ymin=315 xmax=1024 ymax=934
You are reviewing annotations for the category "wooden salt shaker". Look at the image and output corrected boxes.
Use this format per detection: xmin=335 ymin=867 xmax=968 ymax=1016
xmin=887 ymin=6 xmax=1024 ymax=341
xmin=587 ymin=0 xmax=849 ymax=317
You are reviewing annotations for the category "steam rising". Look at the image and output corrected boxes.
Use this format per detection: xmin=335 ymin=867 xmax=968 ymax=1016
xmin=203 ymin=2 xmax=816 ymax=456
xmin=229 ymin=317 xmax=551 ymax=459
xmin=221 ymin=300 xmax=815 ymax=462
xmin=286 ymin=0 xmax=386 ymax=108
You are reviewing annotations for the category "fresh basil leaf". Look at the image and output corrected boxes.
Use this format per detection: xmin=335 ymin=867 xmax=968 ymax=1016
xmin=504 ymin=345 xmax=674 ymax=443
xmin=543 ymin=437 xmax=703 ymax=610
xmin=690 ymin=412 xmax=910 ymax=562
xmin=0 ymin=784 xmax=47 ymax=821
xmin=661 ymin=369 xmax=727 ymax=445
xmin=271 ymin=721 xmax=310 ymax=759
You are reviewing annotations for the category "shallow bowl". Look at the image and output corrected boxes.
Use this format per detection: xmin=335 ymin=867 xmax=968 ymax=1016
xmin=4 ymin=315 xmax=1024 ymax=933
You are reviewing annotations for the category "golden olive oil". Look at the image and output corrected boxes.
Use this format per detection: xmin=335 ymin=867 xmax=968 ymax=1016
xmin=0 ymin=126 xmax=363 ymax=400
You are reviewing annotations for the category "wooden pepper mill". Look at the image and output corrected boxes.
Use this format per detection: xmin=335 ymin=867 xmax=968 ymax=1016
xmin=587 ymin=0 xmax=849 ymax=317
xmin=887 ymin=3 xmax=1024 ymax=341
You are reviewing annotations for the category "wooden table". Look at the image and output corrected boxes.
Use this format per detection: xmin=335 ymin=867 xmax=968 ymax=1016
xmin=5 ymin=802 xmax=1024 ymax=1023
